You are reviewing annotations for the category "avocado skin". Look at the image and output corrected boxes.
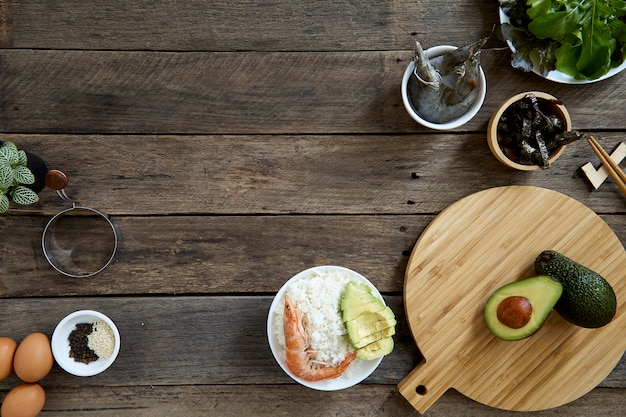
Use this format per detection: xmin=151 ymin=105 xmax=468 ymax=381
xmin=535 ymin=250 xmax=617 ymax=328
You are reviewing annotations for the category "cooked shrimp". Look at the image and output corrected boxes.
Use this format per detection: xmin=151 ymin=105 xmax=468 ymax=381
xmin=283 ymin=294 xmax=356 ymax=381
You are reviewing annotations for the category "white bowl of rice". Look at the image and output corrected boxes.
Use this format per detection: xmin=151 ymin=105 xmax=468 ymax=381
xmin=267 ymin=265 xmax=385 ymax=390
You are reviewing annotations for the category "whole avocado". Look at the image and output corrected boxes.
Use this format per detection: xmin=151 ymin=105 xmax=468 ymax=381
xmin=535 ymin=250 xmax=617 ymax=328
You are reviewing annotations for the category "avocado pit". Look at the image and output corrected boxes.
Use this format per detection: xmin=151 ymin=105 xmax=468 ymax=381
xmin=497 ymin=296 xmax=532 ymax=329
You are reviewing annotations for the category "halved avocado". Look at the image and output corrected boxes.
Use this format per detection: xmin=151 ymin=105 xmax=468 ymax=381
xmin=484 ymin=275 xmax=563 ymax=341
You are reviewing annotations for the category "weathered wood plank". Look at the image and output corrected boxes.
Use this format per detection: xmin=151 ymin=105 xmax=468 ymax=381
xmin=18 ymin=385 xmax=625 ymax=417
xmin=0 ymin=215 xmax=422 ymax=295
xmin=0 ymin=0 xmax=499 ymax=52
xmin=1 ymin=135 xmax=624 ymax=217
xmin=0 ymin=297 xmax=622 ymax=390
xmin=1 ymin=51 xmax=626 ymax=134
xmin=0 ymin=213 xmax=623 ymax=296
xmin=0 ymin=296 xmax=420 ymax=387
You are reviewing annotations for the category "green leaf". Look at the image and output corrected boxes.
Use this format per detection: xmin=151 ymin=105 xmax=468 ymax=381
xmin=610 ymin=19 xmax=626 ymax=42
xmin=555 ymin=41 xmax=582 ymax=76
xmin=0 ymin=145 xmax=19 ymax=166
xmin=526 ymin=0 xmax=554 ymax=20
xmin=572 ymin=9 xmax=615 ymax=78
xmin=604 ymin=0 xmax=626 ymax=17
xmin=511 ymin=0 xmax=626 ymax=79
xmin=17 ymin=150 xmax=28 ymax=166
xmin=0 ymin=194 xmax=9 ymax=213
xmin=10 ymin=185 xmax=39 ymax=206
xmin=0 ymin=165 xmax=14 ymax=189
xmin=0 ymin=151 xmax=9 ymax=167
xmin=528 ymin=10 xmax=581 ymax=39
xmin=14 ymin=165 xmax=35 ymax=185
xmin=0 ymin=141 xmax=18 ymax=153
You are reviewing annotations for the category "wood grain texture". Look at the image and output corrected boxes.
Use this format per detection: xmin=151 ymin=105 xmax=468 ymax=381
xmin=0 ymin=296 xmax=621 ymax=416
xmin=0 ymin=135 xmax=624 ymax=217
xmin=1 ymin=50 xmax=626 ymax=134
xmin=0 ymin=0 xmax=498 ymax=51
xmin=400 ymin=187 xmax=626 ymax=412
xmin=0 ymin=212 xmax=624 ymax=297
xmin=0 ymin=296 xmax=621 ymax=388
xmin=0 ymin=215 xmax=421 ymax=296
xmin=0 ymin=296 xmax=418 ymax=387
xmin=1 ymin=1 xmax=625 ymax=415
xmin=29 ymin=386 xmax=626 ymax=417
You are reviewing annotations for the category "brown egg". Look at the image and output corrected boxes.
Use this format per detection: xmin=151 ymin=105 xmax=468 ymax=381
xmin=0 ymin=383 xmax=46 ymax=417
xmin=0 ymin=337 xmax=17 ymax=381
xmin=13 ymin=333 xmax=53 ymax=383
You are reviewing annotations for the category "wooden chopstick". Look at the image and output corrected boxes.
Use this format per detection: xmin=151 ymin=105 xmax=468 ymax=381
xmin=588 ymin=136 xmax=626 ymax=196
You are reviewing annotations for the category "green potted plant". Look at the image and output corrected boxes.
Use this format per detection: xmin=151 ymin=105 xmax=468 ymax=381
xmin=0 ymin=141 xmax=48 ymax=213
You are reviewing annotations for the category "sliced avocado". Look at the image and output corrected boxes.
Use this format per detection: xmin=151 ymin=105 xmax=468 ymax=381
xmin=351 ymin=326 xmax=396 ymax=349
xmin=341 ymin=298 xmax=387 ymax=322
xmin=341 ymin=291 xmax=378 ymax=310
xmin=347 ymin=306 xmax=396 ymax=327
xmin=344 ymin=281 xmax=373 ymax=295
xmin=340 ymin=280 xmax=396 ymax=357
xmin=484 ymin=275 xmax=563 ymax=341
xmin=345 ymin=307 xmax=397 ymax=345
xmin=535 ymin=250 xmax=617 ymax=328
xmin=356 ymin=337 xmax=394 ymax=360
xmin=340 ymin=281 xmax=375 ymax=311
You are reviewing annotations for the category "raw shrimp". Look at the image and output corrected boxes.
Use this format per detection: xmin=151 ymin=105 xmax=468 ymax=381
xmin=408 ymin=38 xmax=487 ymax=124
xmin=283 ymin=294 xmax=356 ymax=382
xmin=434 ymin=37 xmax=488 ymax=76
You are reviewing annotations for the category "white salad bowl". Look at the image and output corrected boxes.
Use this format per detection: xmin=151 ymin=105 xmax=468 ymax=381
xmin=402 ymin=45 xmax=487 ymax=130
xmin=267 ymin=265 xmax=386 ymax=391
xmin=498 ymin=7 xmax=626 ymax=84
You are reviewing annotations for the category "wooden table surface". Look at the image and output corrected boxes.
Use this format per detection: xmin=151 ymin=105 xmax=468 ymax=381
xmin=0 ymin=1 xmax=624 ymax=416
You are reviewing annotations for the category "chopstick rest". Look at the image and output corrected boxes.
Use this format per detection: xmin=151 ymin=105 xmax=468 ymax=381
xmin=581 ymin=142 xmax=626 ymax=190
xmin=587 ymin=137 xmax=626 ymax=196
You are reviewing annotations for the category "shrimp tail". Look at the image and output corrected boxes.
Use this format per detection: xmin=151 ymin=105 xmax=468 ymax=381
xmin=413 ymin=41 xmax=441 ymax=88
xmin=283 ymin=295 xmax=357 ymax=382
xmin=408 ymin=41 xmax=445 ymax=123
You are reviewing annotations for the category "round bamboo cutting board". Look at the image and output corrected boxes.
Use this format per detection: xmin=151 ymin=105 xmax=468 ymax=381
xmin=398 ymin=186 xmax=626 ymax=413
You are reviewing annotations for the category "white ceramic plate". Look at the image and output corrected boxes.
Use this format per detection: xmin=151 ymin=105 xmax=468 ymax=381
xmin=498 ymin=7 xmax=626 ymax=84
xmin=267 ymin=265 xmax=385 ymax=391
xmin=51 ymin=310 xmax=120 ymax=377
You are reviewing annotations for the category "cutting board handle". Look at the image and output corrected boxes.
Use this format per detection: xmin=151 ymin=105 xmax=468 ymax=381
xmin=398 ymin=358 xmax=454 ymax=413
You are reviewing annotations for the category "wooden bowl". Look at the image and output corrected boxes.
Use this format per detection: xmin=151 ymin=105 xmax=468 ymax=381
xmin=487 ymin=91 xmax=571 ymax=171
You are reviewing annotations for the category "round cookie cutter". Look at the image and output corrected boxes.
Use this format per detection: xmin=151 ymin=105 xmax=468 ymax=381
xmin=42 ymin=170 xmax=119 ymax=278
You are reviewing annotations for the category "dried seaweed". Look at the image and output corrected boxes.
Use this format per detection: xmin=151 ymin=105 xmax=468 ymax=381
xmin=497 ymin=93 xmax=585 ymax=168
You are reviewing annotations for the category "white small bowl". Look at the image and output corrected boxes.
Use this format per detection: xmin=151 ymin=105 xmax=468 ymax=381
xmin=51 ymin=310 xmax=120 ymax=377
xmin=267 ymin=266 xmax=386 ymax=391
xmin=402 ymin=45 xmax=487 ymax=130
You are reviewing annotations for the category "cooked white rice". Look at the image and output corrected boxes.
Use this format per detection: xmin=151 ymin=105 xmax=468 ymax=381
xmin=273 ymin=268 xmax=357 ymax=367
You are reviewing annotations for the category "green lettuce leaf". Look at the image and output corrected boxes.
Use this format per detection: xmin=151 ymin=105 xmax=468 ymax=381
xmin=501 ymin=0 xmax=626 ymax=80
